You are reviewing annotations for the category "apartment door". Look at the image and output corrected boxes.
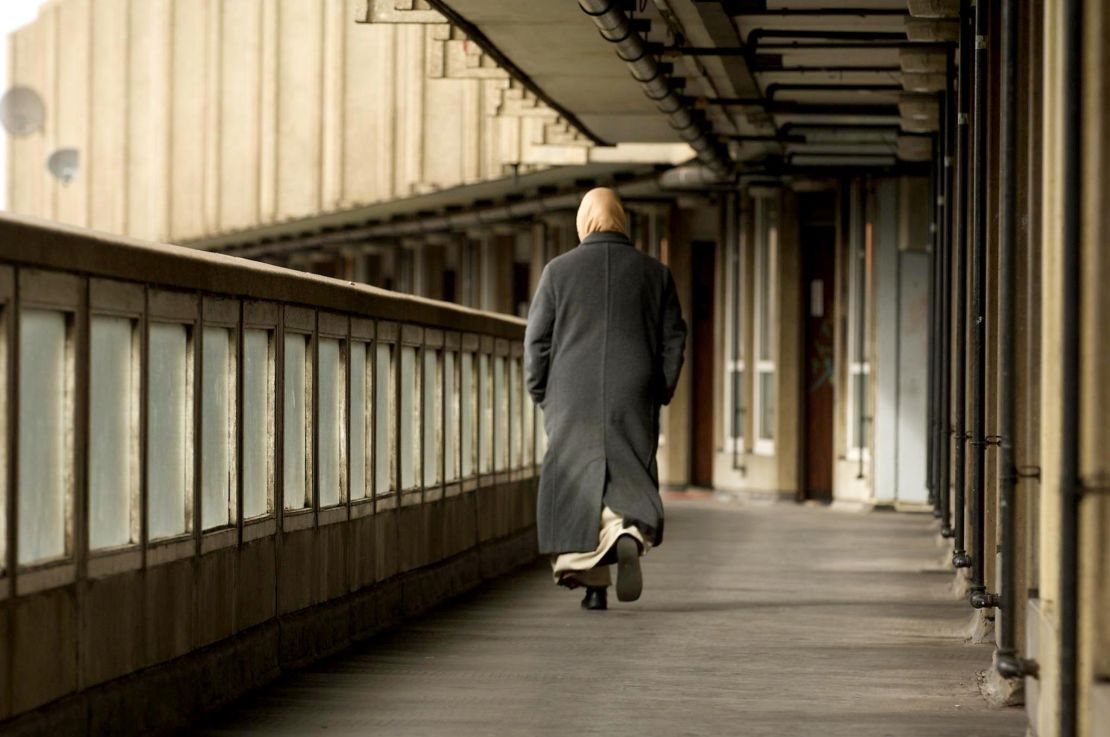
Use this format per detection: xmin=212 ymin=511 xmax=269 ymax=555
xmin=691 ymin=240 xmax=716 ymax=488
xmin=800 ymin=193 xmax=837 ymax=501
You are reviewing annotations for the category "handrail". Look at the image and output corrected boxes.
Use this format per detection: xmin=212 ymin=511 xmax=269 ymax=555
xmin=0 ymin=212 xmax=525 ymax=340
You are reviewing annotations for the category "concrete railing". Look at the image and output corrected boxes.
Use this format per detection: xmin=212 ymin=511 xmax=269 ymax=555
xmin=0 ymin=213 xmax=542 ymax=734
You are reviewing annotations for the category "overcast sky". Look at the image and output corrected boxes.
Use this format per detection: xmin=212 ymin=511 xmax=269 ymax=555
xmin=1 ymin=0 xmax=50 ymax=209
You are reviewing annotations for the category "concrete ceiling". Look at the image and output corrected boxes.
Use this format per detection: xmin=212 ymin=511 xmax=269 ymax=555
xmin=433 ymin=0 xmax=931 ymax=167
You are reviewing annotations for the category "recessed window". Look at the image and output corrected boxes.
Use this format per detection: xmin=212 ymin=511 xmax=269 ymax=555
xmin=374 ymin=342 xmax=395 ymax=495
xmin=494 ymin=356 xmax=507 ymax=472
xmin=423 ymin=348 xmax=442 ymax=487
xmin=283 ymin=333 xmax=311 ymax=511
xmin=349 ymin=341 xmax=371 ymax=501
xmin=444 ymin=350 xmax=460 ymax=482
xmin=317 ymin=337 xmax=346 ymax=508
xmin=18 ymin=309 xmax=72 ymax=564
xmin=399 ymin=345 xmax=421 ymax=490
xmin=242 ymin=329 xmax=274 ymax=519
xmin=201 ymin=327 xmax=237 ymax=530
xmin=478 ymin=353 xmax=492 ymax=474
xmin=89 ymin=316 xmax=139 ymax=549
xmin=461 ymin=352 xmax=476 ymax=478
xmin=147 ymin=322 xmax=193 ymax=540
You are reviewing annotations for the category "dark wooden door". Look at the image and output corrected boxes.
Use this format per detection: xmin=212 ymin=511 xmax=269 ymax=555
xmin=691 ymin=240 xmax=716 ymax=488
xmin=800 ymin=194 xmax=837 ymax=501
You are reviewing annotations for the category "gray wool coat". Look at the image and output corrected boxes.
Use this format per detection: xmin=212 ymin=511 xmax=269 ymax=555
xmin=524 ymin=230 xmax=687 ymax=555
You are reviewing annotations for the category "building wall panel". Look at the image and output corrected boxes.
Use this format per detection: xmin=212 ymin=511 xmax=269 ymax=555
xmin=127 ymin=0 xmax=171 ymax=242
xmin=54 ymin=0 xmax=90 ymax=228
xmin=219 ymin=0 xmax=263 ymax=232
xmin=276 ymin=0 xmax=324 ymax=220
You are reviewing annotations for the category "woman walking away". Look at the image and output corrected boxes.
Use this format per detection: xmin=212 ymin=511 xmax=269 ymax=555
xmin=524 ymin=187 xmax=687 ymax=611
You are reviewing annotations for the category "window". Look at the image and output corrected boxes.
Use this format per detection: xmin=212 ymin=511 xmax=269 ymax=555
xmin=349 ymin=341 xmax=371 ymax=501
xmin=753 ymin=196 xmax=778 ymax=455
xmin=18 ymin=309 xmax=72 ymax=563
xmin=201 ymin=327 xmax=237 ymax=530
xmin=444 ymin=350 xmax=460 ymax=482
xmin=374 ymin=342 xmax=395 ymax=494
xmin=510 ymin=358 xmax=523 ymax=469
xmin=242 ymin=328 xmax=274 ymax=518
xmin=493 ymin=355 xmax=507 ymax=472
xmin=89 ymin=316 xmax=139 ymax=549
xmin=148 ymin=322 xmax=193 ymax=540
xmin=423 ymin=347 xmax=442 ymax=487
xmin=521 ymin=357 xmax=534 ymax=468
xmin=461 ymin=351 xmax=477 ymax=478
xmin=478 ymin=353 xmax=492 ymax=474
xmin=283 ymin=333 xmax=311 ymax=510
xmin=317 ymin=337 xmax=346 ymax=507
xmin=399 ymin=345 xmax=421 ymax=490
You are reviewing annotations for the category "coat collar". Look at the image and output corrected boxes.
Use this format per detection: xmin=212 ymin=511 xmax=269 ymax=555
xmin=579 ymin=231 xmax=633 ymax=247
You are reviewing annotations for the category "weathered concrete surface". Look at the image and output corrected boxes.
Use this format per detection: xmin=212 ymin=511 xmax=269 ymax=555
xmin=190 ymin=500 xmax=1027 ymax=736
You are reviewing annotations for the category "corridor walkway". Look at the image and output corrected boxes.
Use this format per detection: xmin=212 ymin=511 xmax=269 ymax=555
xmin=191 ymin=500 xmax=1025 ymax=737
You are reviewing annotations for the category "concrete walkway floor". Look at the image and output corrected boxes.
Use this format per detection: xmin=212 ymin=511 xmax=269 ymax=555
xmin=190 ymin=499 xmax=1026 ymax=737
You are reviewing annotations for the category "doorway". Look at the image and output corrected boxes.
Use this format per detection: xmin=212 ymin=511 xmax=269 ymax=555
xmin=690 ymin=240 xmax=716 ymax=488
xmin=799 ymin=193 xmax=837 ymax=501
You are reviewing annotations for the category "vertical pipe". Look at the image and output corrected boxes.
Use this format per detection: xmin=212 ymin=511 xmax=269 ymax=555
xmin=994 ymin=0 xmax=1023 ymax=672
xmin=952 ymin=0 xmax=973 ymax=569
xmin=855 ymin=179 xmax=867 ymax=481
xmin=967 ymin=0 xmax=990 ymax=603
xmin=927 ymin=135 xmax=939 ymax=515
xmin=939 ymin=45 xmax=955 ymax=538
xmin=1057 ymin=0 xmax=1082 ymax=730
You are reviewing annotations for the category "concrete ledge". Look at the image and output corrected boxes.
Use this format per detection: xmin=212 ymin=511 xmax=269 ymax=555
xmin=0 ymin=527 xmax=539 ymax=737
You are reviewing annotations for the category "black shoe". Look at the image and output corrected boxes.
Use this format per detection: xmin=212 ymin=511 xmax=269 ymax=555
xmin=615 ymin=535 xmax=643 ymax=602
xmin=581 ymin=586 xmax=608 ymax=610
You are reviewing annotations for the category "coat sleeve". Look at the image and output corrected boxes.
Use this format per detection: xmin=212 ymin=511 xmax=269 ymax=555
xmin=524 ymin=265 xmax=556 ymax=404
xmin=658 ymin=267 xmax=687 ymax=406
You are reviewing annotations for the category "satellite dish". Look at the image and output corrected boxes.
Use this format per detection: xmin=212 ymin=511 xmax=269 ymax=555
xmin=47 ymin=148 xmax=79 ymax=184
xmin=0 ymin=86 xmax=46 ymax=137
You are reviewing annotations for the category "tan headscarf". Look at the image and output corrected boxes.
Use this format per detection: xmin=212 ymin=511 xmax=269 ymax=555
xmin=575 ymin=187 xmax=629 ymax=241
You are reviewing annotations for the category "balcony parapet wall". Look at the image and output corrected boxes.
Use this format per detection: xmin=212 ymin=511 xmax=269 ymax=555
xmin=0 ymin=212 xmax=541 ymax=735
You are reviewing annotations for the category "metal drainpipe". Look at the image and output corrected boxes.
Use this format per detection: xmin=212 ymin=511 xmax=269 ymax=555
xmin=939 ymin=45 xmax=955 ymax=539
xmin=951 ymin=0 xmax=973 ymax=570
xmin=967 ymin=0 xmax=994 ymax=609
xmin=1057 ymin=0 xmax=1082 ymax=730
xmin=577 ymin=0 xmax=733 ymax=177
xmin=926 ymin=132 xmax=939 ymax=518
xmin=993 ymin=0 xmax=1027 ymax=675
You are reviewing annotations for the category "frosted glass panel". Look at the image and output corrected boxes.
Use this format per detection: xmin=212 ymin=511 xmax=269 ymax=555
xmin=201 ymin=327 xmax=234 ymax=530
xmin=510 ymin=359 xmax=522 ymax=468
xmin=399 ymin=346 xmax=418 ymax=489
xmin=444 ymin=351 xmax=458 ymax=482
xmin=283 ymin=334 xmax=309 ymax=510
xmin=422 ymin=350 xmax=440 ymax=487
xmin=522 ymin=364 xmax=534 ymax=467
xmin=148 ymin=323 xmax=191 ymax=540
xmin=478 ymin=354 xmax=491 ymax=474
xmin=536 ymin=405 xmax=547 ymax=460
xmin=89 ymin=316 xmax=135 ymax=549
xmin=318 ymin=338 xmax=344 ymax=507
xmin=494 ymin=357 xmax=506 ymax=471
xmin=18 ymin=309 xmax=68 ymax=564
xmin=460 ymin=353 xmax=474 ymax=478
xmin=374 ymin=343 xmax=393 ymax=494
xmin=349 ymin=343 xmax=368 ymax=500
xmin=242 ymin=329 xmax=272 ymax=519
